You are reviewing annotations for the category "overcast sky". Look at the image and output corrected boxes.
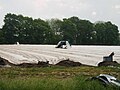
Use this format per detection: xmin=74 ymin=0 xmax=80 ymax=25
xmin=0 ymin=0 xmax=120 ymax=30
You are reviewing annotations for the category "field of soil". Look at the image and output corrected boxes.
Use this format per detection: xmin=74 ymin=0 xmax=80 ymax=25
xmin=0 ymin=45 xmax=120 ymax=66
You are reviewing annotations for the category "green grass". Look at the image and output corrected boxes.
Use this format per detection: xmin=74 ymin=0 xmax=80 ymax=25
xmin=0 ymin=66 xmax=120 ymax=90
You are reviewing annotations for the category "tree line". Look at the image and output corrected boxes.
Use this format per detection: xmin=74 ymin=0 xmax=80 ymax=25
xmin=0 ymin=13 xmax=120 ymax=45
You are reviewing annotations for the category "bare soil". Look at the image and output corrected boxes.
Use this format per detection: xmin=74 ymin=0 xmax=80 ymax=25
xmin=98 ymin=61 xmax=120 ymax=67
xmin=56 ymin=59 xmax=82 ymax=67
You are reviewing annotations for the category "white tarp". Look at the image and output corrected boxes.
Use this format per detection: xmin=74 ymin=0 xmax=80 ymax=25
xmin=0 ymin=45 xmax=120 ymax=66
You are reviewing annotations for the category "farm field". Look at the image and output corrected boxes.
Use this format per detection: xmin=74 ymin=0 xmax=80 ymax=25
xmin=0 ymin=66 xmax=120 ymax=90
xmin=0 ymin=45 xmax=120 ymax=90
xmin=0 ymin=45 xmax=120 ymax=66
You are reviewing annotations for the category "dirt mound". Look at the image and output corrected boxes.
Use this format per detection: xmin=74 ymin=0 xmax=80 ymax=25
xmin=0 ymin=57 xmax=50 ymax=68
xmin=0 ymin=57 xmax=14 ymax=67
xmin=56 ymin=59 xmax=82 ymax=67
xmin=0 ymin=57 xmax=6 ymax=65
xmin=98 ymin=61 xmax=119 ymax=67
xmin=17 ymin=61 xmax=49 ymax=67
xmin=0 ymin=57 xmax=19 ymax=67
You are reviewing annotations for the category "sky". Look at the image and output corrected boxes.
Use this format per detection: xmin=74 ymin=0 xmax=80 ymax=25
xmin=0 ymin=0 xmax=120 ymax=30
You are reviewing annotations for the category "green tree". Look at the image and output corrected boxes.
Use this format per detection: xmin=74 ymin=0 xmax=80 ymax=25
xmin=105 ymin=22 xmax=119 ymax=45
xmin=67 ymin=16 xmax=80 ymax=44
xmin=67 ymin=16 xmax=94 ymax=44
xmin=1 ymin=13 xmax=120 ymax=45
xmin=32 ymin=19 xmax=52 ymax=44
xmin=61 ymin=18 xmax=77 ymax=44
xmin=119 ymin=33 xmax=120 ymax=45
xmin=2 ymin=13 xmax=53 ymax=44
xmin=0 ymin=28 xmax=4 ymax=43
xmin=76 ymin=20 xmax=93 ymax=44
xmin=94 ymin=21 xmax=119 ymax=45
xmin=47 ymin=18 xmax=63 ymax=44
xmin=2 ymin=13 xmax=18 ymax=43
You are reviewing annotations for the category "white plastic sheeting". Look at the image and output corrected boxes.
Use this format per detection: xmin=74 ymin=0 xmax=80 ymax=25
xmin=0 ymin=45 xmax=119 ymax=66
